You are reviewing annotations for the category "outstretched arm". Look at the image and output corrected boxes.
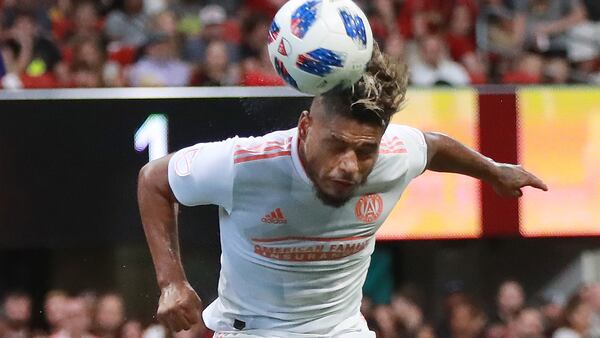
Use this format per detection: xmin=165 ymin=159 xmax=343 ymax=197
xmin=423 ymin=132 xmax=548 ymax=197
xmin=137 ymin=155 xmax=202 ymax=331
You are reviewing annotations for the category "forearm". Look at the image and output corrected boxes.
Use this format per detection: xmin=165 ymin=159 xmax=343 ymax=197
xmin=425 ymin=132 xmax=498 ymax=183
xmin=543 ymin=6 xmax=585 ymax=34
xmin=138 ymin=155 xmax=187 ymax=288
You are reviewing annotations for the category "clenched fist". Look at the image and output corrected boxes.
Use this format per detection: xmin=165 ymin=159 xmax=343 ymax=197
xmin=157 ymin=281 xmax=203 ymax=332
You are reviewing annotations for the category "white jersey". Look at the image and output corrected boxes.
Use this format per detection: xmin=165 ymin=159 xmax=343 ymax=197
xmin=167 ymin=125 xmax=427 ymax=335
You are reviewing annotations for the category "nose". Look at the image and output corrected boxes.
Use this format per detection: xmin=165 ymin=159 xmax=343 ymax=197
xmin=338 ymin=150 xmax=359 ymax=177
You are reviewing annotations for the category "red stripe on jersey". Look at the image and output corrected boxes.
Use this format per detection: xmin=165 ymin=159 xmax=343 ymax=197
xmin=234 ymin=137 xmax=292 ymax=157
xmin=234 ymin=144 xmax=289 ymax=156
xmin=251 ymin=235 xmax=371 ymax=243
xmin=379 ymin=148 xmax=407 ymax=154
xmin=233 ymin=150 xmax=291 ymax=164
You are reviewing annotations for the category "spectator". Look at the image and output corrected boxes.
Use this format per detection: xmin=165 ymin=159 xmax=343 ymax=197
xmin=437 ymin=280 xmax=469 ymax=338
xmin=482 ymin=0 xmax=524 ymax=55
xmin=384 ymin=33 xmax=407 ymax=65
xmin=6 ymin=9 xmax=62 ymax=88
xmin=494 ymin=280 xmax=526 ymax=326
xmin=0 ymin=318 xmax=7 ymax=338
xmin=239 ymin=11 xmax=282 ymax=87
xmin=552 ymin=293 xmax=592 ymax=338
xmin=1 ymin=0 xmax=52 ymax=33
xmin=120 ymin=321 xmax=143 ymax=338
xmin=566 ymin=0 xmax=600 ymax=76
xmin=502 ymin=53 xmax=544 ymax=84
xmin=0 ymin=38 xmax=24 ymax=89
xmin=68 ymin=1 xmax=103 ymax=43
xmin=48 ymin=0 xmax=73 ymax=42
xmin=513 ymin=307 xmax=546 ymax=338
xmin=193 ymin=39 xmax=239 ymax=86
xmin=390 ymin=287 xmax=425 ymax=338
xmin=93 ymin=293 xmax=125 ymax=338
xmin=513 ymin=0 xmax=586 ymax=54
xmin=44 ymin=290 xmax=69 ymax=335
xmin=584 ymin=283 xmax=600 ymax=338
xmin=539 ymin=292 xmax=565 ymax=338
xmin=448 ymin=298 xmax=486 ymax=338
xmin=127 ymin=32 xmax=191 ymax=87
xmin=70 ymin=63 xmax=103 ymax=88
xmin=104 ymin=0 xmax=150 ymax=47
xmin=240 ymin=45 xmax=283 ymax=86
xmin=239 ymin=12 xmax=269 ymax=61
xmin=1 ymin=292 xmax=32 ymax=338
xmin=51 ymin=296 xmax=96 ymax=338
xmin=71 ymin=37 xmax=105 ymax=71
xmin=372 ymin=305 xmax=399 ymax=338
xmin=544 ymin=57 xmax=570 ymax=83
xmin=183 ymin=4 xmax=239 ymax=64
xmin=417 ymin=323 xmax=438 ymax=338
xmin=242 ymin=0 xmax=286 ymax=19
xmin=397 ymin=0 xmax=452 ymax=39
xmin=410 ymin=34 xmax=471 ymax=86
xmin=446 ymin=5 xmax=488 ymax=83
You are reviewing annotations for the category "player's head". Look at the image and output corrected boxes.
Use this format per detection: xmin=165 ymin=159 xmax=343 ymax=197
xmin=298 ymin=43 xmax=408 ymax=207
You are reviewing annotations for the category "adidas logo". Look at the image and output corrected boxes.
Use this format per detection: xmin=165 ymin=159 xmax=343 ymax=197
xmin=261 ymin=208 xmax=287 ymax=224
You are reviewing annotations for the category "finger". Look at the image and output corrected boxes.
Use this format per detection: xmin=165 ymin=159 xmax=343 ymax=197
xmin=181 ymin=303 xmax=201 ymax=326
xmin=524 ymin=173 xmax=548 ymax=191
xmin=166 ymin=311 xmax=191 ymax=332
xmin=512 ymin=189 xmax=523 ymax=198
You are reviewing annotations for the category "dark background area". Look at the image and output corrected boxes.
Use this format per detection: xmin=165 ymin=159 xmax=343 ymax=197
xmin=0 ymin=93 xmax=598 ymax=327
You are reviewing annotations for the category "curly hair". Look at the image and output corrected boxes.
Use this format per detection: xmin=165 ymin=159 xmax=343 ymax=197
xmin=321 ymin=42 xmax=409 ymax=128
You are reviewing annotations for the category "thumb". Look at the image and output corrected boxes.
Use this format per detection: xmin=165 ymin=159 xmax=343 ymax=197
xmin=512 ymin=189 xmax=523 ymax=198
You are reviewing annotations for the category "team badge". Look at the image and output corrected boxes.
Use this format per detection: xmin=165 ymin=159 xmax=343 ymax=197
xmin=355 ymin=194 xmax=383 ymax=223
xmin=174 ymin=147 xmax=201 ymax=176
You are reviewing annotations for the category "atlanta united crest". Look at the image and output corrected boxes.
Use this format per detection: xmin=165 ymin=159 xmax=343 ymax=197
xmin=174 ymin=146 xmax=202 ymax=176
xmin=355 ymin=194 xmax=383 ymax=223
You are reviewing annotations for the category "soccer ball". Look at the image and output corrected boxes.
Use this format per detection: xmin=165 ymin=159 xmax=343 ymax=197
xmin=267 ymin=0 xmax=373 ymax=95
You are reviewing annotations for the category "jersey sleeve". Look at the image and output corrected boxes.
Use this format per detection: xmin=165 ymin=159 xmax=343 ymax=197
xmin=167 ymin=137 xmax=237 ymax=212
xmin=386 ymin=124 xmax=428 ymax=180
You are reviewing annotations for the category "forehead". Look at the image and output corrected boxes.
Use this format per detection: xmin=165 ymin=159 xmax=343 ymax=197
xmin=311 ymin=96 xmax=384 ymax=143
xmin=322 ymin=114 xmax=383 ymax=144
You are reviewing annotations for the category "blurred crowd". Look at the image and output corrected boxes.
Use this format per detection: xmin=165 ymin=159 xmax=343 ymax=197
xmin=1 ymin=280 xmax=599 ymax=338
xmin=0 ymin=290 xmax=213 ymax=338
xmin=362 ymin=280 xmax=600 ymax=338
xmin=1 ymin=0 xmax=600 ymax=89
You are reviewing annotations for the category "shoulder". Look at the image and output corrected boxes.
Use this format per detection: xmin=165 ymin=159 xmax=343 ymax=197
xmin=374 ymin=124 xmax=428 ymax=179
xmin=233 ymin=128 xmax=295 ymax=165
xmin=382 ymin=124 xmax=426 ymax=148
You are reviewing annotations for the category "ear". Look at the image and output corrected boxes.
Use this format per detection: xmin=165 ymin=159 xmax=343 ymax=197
xmin=298 ymin=110 xmax=311 ymax=141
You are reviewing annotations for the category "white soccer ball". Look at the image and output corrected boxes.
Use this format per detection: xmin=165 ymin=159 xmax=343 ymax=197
xmin=267 ymin=0 xmax=374 ymax=95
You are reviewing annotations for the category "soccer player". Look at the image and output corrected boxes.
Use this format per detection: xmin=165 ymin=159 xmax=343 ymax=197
xmin=137 ymin=45 xmax=548 ymax=338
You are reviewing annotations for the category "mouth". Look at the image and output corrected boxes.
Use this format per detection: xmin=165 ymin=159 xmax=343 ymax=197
xmin=329 ymin=178 xmax=357 ymax=192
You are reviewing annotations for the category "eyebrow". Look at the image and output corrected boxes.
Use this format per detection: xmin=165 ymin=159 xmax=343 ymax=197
xmin=329 ymin=132 xmax=379 ymax=148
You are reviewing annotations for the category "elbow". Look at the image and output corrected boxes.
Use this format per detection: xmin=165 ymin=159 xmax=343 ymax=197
xmin=138 ymin=162 xmax=156 ymax=189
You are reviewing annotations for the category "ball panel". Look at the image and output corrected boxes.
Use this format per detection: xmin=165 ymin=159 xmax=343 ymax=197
xmin=273 ymin=57 xmax=299 ymax=89
xmin=338 ymin=7 xmax=367 ymax=50
xmin=296 ymin=48 xmax=346 ymax=77
xmin=290 ymin=0 xmax=322 ymax=39
xmin=268 ymin=20 xmax=280 ymax=44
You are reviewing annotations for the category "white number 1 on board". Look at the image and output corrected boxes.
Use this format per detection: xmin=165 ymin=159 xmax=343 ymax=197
xmin=134 ymin=114 xmax=168 ymax=161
